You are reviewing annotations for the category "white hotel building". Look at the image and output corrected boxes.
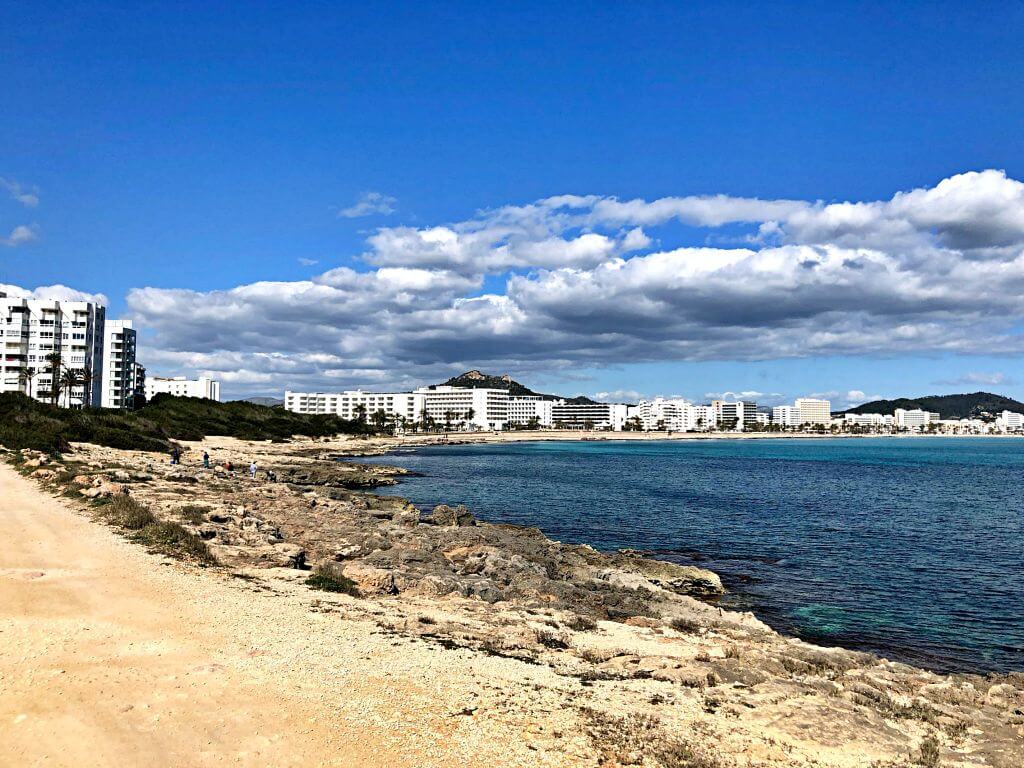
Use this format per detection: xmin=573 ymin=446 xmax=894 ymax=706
xmin=507 ymin=395 xmax=553 ymax=428
xmin=145 ymin=376 xmax=221 ymax=402
xmin=284 ymin=390 xmax=421 ymax=421
xmin=0 ymin=293 xmax=105 ymax=407
xmin=550 ymin=400 xmax=628 ymax=430
xmin=285 ymin=386 xmax=512 ymax=431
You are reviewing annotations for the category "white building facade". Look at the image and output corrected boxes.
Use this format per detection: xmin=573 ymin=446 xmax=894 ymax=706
xmin=771 ymin=405 xmax=800 ymax=427
xmin=633 ymin=398 xmax=697 ymax=431
xmin=550 ymin=401 xmax=628 ymax=430
xmin=996 ymin=410 xmax=1024 ymax=431
xmin=0 ymin=293 xmax=105 ymax=407
xmin=100 ymin=320 xmax=137 ymax=409
xmin=795 ymin=398 xmax=832 ymax=425
xmin=145 ymin=376 xmax=221 ymax=402
xmin=894 ymin=408 xmax=938 ymax=430
xmin=507 ymin=395 xmax=553 ymax=428
xmin=284 ymin=390 xmax=422 ymax=423
xmin=415 ymin=386 xmax=508 ymax=430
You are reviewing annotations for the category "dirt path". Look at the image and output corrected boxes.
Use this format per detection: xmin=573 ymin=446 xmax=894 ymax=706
xmin=0 ymin=463 xmax=575 ymax=768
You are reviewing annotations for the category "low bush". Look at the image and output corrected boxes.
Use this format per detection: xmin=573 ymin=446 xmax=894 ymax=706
xmin=102 ymin=495 xmax=156 ymax=530
xmin=306 ymin=562 xmax=360 ymax=596
xmin=131 ymin=520 xmax=216 ymax=565
xmin=0 ymin=391 xmax=374 ymax=454
xmin=177 ymin=504 xmax=209 ymax=524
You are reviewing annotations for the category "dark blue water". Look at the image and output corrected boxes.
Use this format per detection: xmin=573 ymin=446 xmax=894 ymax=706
xmin=355 ymin=438 xmax=1024 ymax=673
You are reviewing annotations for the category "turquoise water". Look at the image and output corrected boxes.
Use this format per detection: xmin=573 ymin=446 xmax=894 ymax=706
xmin=357 ymin=437 xmax=1024 ymax=673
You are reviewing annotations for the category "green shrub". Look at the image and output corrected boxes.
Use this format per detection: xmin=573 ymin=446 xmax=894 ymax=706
xmin=177 ymin=504 xmax=208 ymax=524
xmin=131 ymin=520 xmax=216 ymax=565
xmin=101 ymin=495 xmax=156 ymax=530
xmin=306 ymin=562 xmax=360 ymax=596
xmin=0 ymin=391 xmax=375 ymax=454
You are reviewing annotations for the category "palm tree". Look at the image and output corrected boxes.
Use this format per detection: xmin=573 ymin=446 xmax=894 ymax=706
xmin=371 ymin=409 xmax=388 ymax=433
xmin=17 ymin=366 xmax=38 ymax=398
xmin=443 ymin=410 xmax=454 ymax=431
xmin=353 ymin=403 xmax=368 ymax=425
xmin=43 ymin=351 xmax=62 ymax=406
xmin=59 ymin=368 xmax=84 ymax=408
xmin=77 ymin=366 xmax=96 ymax=408
xmin=464 ymin=408 xmax=475 ymax=429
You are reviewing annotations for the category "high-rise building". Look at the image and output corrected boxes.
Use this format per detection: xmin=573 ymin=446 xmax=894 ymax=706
xmin=100 ymin=320 xmax=137 ymax=409
xmin=0 ymin=292 xmax=105 ymax=407
xmin=795 ymin=398 xmax=832 ymax=425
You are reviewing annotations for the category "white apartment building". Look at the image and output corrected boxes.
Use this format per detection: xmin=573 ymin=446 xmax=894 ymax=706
xmin=100 ymin=320 xmax=137 ymax=409
xmin=692 ymin=404 xmax=715 ymax=430
xmin=551 ymin=401 xmax=628 ymax=430
xmin=771 ymin=405 xmax=801 ymax=427
xmin=0 ymin=293 xmax=105 ymax=407
xmin=712 ymin=400 xmax=757 ymax=430
xmin=507 ymin=395 xmax=553 ymax=428
xmin=284 ymin=390 xmax=422 ymax=423
xmin=145 ymin=376 xmax=221 ymax=402
xmin=996 ymin=410 xmax=1024 ymax=431
xmin=894 ymin=408 xmax=939 ymax=429
xmin=843 ymin=412 xmax=890 ymax=428
xmin=415 ymin=386 xmax=508 ymax=430
xmin=795 ymin=398 xmax=832 ymax=425
xmin=633 ymin=398 xmax=697 ymax=431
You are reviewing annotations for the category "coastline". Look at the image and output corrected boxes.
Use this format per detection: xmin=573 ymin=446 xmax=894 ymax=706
xmin=3 ymin=436 xmax=1023 ymax=766
xmin=327 ymin=428 xmax=1023 ymax=459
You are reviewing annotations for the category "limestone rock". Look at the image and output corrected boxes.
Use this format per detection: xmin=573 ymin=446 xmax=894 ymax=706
xmin=431 ymin=504 xmax=475 ymax=527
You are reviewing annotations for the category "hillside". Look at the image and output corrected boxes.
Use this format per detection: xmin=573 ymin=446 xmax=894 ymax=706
xmin=440 ymin=370 xmax=597 ymax=404
xmin=843 ymin=391 xmax=1024 ymax=419
xmin=0 ymin=392 xmax=372 ymax=454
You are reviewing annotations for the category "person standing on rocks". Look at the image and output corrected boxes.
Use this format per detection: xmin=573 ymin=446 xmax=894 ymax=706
xmin=249 ymin=461 xmax=257 ymax=480
xmin=203 ymin=451 xmax=210 ymax=469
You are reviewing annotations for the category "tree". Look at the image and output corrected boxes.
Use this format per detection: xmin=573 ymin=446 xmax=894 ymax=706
xmin=78 ymin=366 xmax=96 ymax=408
xmin=17 ymin=366 xmax=38 ymax=398
xmin=371 ymin=409 xmax=388 ymax=433
xmin=43 ymin=352 xmax=63 ymax=406
xmin=354 ymin=403 xmax=368 ymax=425
xmin=583 ymin=418 xmax=595 ymax=431
xmin=527 ymin=416 xmax=540 ymax=430
xmin=59 ymin=368 xmax=84 ymax=408
xmin=464 ymin=408 xmax=475 ymax=427
xmin=443 ymin=410 xmax=454 ymax=431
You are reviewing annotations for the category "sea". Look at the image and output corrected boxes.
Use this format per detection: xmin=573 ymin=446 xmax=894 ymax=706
xmin=354 ymin=437 xmax=1024 ymax=674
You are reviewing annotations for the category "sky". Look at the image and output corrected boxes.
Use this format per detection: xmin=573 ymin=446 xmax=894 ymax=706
xmin=3 ymin=1 xmax=1024 ymax=405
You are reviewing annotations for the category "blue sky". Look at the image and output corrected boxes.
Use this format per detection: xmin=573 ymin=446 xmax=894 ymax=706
xmin=3 ymin=2 xmax=1024 ymax=403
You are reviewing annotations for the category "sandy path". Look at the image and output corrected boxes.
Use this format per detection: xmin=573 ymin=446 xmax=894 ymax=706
xmin=0 ymin=463 xmax=576 ymax=768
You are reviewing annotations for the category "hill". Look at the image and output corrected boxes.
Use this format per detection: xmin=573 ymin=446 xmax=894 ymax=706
xmin=0 ymin=392 xmax=372 ymax=454
xmin=843 ymin=391 xmax=1024 ymax=419
xmin=439 ymin=370 xmax=597 ymax=404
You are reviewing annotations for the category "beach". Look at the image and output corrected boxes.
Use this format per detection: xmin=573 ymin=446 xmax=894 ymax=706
xmin=2 ymin=438 xmax=1023 ymax=767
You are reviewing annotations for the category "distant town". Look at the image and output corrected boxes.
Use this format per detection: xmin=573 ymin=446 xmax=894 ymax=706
xmin=4 ymin=292 xmax=1022 ymax=435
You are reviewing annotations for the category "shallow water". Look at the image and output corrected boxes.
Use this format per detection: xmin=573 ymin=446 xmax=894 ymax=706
xmin=356 ymin=437 xmax=1024 ymax=673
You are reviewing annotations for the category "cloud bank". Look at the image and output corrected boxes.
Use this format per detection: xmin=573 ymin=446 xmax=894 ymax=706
xmin=14 ymin=170 xmax=1024 ymax=395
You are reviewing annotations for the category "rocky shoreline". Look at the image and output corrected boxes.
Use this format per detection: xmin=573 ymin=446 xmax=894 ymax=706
xmin=6 ymin=434 xmax=1024 ymax=767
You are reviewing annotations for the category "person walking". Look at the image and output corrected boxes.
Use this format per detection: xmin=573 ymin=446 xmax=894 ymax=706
xmin=203 ymin=451 xmax=210 ymax=469
xmin=170 ymin=446 xmax=181 ymax=465
xmin=249 ymin=461 xmax=257 ymax=480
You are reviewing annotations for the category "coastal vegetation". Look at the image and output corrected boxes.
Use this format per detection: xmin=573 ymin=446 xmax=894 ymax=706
xmin=0 ymin=391 xmax=373 ymax=454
